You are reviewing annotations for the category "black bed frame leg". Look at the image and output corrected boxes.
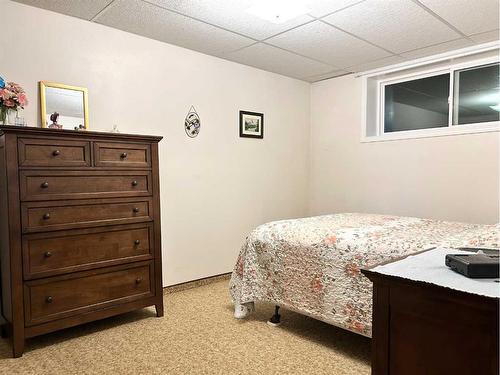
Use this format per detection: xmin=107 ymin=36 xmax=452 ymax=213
xmin=267 ymin=305 xmax=281 ymax=326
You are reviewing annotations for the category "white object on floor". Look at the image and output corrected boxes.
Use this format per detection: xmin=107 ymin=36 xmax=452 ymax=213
xmin=266 ymin=320 xmax=281 ymax=327
xmin=371 ymin=247 xmax=500 ymax=298
xmin=234 ymin=302 xmax=255 ymax=319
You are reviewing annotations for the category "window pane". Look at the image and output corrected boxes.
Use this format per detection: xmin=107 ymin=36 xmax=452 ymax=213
xmin=384 ymin=74 xmax=450 ymax=133
xmin=453 ymin=63 xmax=500 ymax=125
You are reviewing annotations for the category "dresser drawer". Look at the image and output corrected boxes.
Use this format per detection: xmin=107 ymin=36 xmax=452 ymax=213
xmin=20 ymin=171 xmax=152 ymax=201
xmin=18 ymin=138 xmax=91 ymax=168
xmin=24 ymin=262 xmax=154 ymax=325
xmin=23 ymin=224 xmax=153 ymax=279
xmin=22 ymin=198 xmax=153 ymax=233
xmin=94 ymin=142 xmax=151 ymax=168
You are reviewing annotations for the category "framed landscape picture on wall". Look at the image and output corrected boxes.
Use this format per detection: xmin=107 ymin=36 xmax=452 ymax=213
xmin=239 ymin=110 xmax=263 ymax=139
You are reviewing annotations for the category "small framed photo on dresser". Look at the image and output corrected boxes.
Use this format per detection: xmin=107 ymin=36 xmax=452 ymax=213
xmin=239 ymin=110 xmax=263 ymax=139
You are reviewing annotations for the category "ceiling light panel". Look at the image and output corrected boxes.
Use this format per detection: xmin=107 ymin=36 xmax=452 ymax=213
xmin=246 ymin=0 xmax=310 ymax=24
xmin=148 ymin=0 xmax=314 ymax=40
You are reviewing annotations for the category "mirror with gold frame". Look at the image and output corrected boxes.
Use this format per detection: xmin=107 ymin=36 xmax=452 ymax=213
xmin=40 ymin=81 xmax=89 ymax=130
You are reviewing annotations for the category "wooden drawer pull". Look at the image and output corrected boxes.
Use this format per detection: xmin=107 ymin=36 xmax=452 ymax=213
xmin=120 ymin=152 xmax=128 ymax=159
xmin=134 ymin=239 xmax=140 ymax=245
xmin=44 ymin=251 xmax=52 ymax=258
xmin=133 ymin=207 xmax=140 ymax=213
xmin=42 ymin=213 xmax=51 ymax=220
xmin=45 ymin=296 xmax=53 ymax=304
xmin=135 ymin=278 xmax=142 ymax=284
xmin=132 ymin=180 xmax=138 ymax=187
xmin=41 ymin=182 xmax=49 ymax=189
xmin=52 ymin=150 xmax=60 ymax=156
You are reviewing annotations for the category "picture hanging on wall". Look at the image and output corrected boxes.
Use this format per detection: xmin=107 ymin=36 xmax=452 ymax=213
xmin=185 ymin=105 xmax=201 ymax=138
xmin=239 ymin=110 xmax=263 ymax=139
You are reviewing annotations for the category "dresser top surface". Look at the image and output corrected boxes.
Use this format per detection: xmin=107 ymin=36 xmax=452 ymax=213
xmin=0 ymin=126 xmax=163 ymax=143
xmin=364 ymin=247 xmax=500 ymax=299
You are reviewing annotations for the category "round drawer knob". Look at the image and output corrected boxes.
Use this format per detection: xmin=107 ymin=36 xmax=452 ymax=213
xmin=133 ymin=207 xmax=140 ymax=213
xmin=52 ymin=150 xmax=60 ymax=156
xmin=44 ymin=251 xmax=52 ymax=258
xmin=134 ymin=240 xmax=140 ymax=245
xmin=41 ymin=182 xmax=49 ymax=189
xmin=135 ymin=278 xmax=142 ymax=284
xmin=46 ymin=296 xmax=53 ymax=304
xmin=132 ymin=180 xmax=138 ymax=187
xmin=120 ymin=152 xmax=128 ymax=159
xmin=43 ymin=213 xmax=51 ymax=220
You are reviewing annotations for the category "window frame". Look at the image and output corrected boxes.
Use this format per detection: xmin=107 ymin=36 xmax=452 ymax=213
xmin=379 ymin=68 xmax=451 ymax=135
xmin=363 ymin=55 xmax=500 ymax=142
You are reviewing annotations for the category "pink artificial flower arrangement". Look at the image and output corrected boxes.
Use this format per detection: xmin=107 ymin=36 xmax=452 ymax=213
xmin=0 ymin=81 xmax=28 ymax=125
xmin=0 ymin=82 xmax=28 ymax=110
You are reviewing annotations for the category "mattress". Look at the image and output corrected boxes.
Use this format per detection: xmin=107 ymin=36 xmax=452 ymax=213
xmin=229 ymin=213 xmax=499 ymax=337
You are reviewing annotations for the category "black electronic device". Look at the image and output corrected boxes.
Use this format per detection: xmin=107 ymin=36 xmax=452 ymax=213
xmin=445 ymin=252 xmax=500 ymax=278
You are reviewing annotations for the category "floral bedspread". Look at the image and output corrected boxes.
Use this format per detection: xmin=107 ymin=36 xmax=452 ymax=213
xmin=229 ymin=213 xmax=499 ymax=337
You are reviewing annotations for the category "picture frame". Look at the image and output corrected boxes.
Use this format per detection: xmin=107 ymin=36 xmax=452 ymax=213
xmin=239 ymin=110 xmax=264 ymax=139
xmin=40 ymin=81 xmax=89 ymax=130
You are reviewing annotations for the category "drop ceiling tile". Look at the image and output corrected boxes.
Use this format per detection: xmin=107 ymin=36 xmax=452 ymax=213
xmin=469 ymin=29 xmax=500 ymax=44
xmin=306 ymin=0 xmax=365 ymax=18
xmin=323 ymin=0 xmax=461 ymax=53
xmin=12 ymin=0 xmax=113 ymax=20
xmin=401 ymin=38 xmax=473 ymax=59
xmin=305 ymin=69 xmax=350 ymax=82
xmin=267 ymin=21 xmax=390 ymax=68
xmin=418 ymin=0 xmax=500 ymax=36
xmin=224 ymin=43 xmax=335 ymax=80
xmin=148 ymin=0 xmax=314 ymax=40
xmin=348 ymin=55 xmax=407 ymax=72
xmin=94 ymin=0 xmax=254 ymax=56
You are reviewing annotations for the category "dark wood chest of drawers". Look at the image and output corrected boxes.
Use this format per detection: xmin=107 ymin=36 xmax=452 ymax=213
xmin=363 ymin=261 xmax=499 ymax=375
xmin=0 ymin=126 xmax=164 ymax=357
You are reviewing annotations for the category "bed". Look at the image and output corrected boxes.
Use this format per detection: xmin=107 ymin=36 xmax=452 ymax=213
xmin=229 ymin=213 xmax=499 ymax=337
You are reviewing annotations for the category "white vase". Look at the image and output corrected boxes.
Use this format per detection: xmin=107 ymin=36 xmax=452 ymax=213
xmin=6 ymin=109 xmax=17 ymax=125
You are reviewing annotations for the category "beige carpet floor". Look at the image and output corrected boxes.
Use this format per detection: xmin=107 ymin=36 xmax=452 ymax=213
xmin=0 ymin=279 xmax=370 ymax=374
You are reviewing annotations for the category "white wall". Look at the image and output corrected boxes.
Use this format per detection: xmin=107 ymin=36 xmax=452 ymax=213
xmin=1 ymin=1 xmax=310 ymax=285
xmin=310 ymin=74 xmax=499 ymax=224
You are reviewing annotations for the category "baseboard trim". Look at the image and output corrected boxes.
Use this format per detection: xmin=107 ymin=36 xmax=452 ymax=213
xmin=163 ymin=272 xmax=231 ymax=294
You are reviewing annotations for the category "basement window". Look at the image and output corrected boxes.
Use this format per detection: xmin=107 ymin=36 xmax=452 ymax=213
xmin=453 ymin=63 xmax=500 ymax=125
xmin=383 ymin=73 xmax=450 ymax=133
xmin=362 ymin=53 xmax=500 ymax=141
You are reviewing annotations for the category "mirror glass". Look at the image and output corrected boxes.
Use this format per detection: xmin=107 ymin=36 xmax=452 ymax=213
xmin=43 ymin=85 xmax=87 ymax=129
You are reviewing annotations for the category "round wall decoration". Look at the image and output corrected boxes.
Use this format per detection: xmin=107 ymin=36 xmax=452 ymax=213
xmin=185 ymin=105 xmax=201 ymax=138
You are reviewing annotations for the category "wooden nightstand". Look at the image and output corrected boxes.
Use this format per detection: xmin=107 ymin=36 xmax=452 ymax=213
xmin=362 ymin=248 xmax=499 ymax=375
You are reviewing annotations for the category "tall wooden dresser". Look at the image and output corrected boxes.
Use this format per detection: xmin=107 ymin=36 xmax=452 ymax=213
xmin=0 ymin=126 xmax=164 ymax=357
